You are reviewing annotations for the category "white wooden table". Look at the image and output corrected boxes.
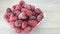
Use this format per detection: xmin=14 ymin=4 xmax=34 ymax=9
xmin=0 ymin=0 xmax=60 ymax=34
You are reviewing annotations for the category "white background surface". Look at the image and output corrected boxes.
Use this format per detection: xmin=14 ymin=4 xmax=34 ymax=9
xmin=0 ymin=0 xmax=60 ymax=34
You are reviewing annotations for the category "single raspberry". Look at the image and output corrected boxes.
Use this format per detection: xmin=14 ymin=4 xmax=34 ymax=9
xmin=10 ymin=14 xmax=17 ymax=21
xmin=13 ymin=11 xmax=20 ymax=16
xmin=28 ymin=20 xmax=38 ymax=27
xmin=25 ymin=9 xmax=33 ymax=16
xmin=23 ymin=3 xmax=30 ymax=9
xmin=18 ymin=12 xmax=27 ymax=19
xmin=37 ymin=13 xmax=44 ymax=21
xmin=6 ymin=8 xmax=12 ymax=13
xmin=30 ymin=5 xmax=35 ymax=11
xmin=12 ymin=5 xmax=16 ymax=9
xmin=22 ymin=21 xmax=27 ymax=29
xmin=14 ymin=27 xmax=23 ymax=33
xmin=14 ymin=20 xmax=22 ymax=27
xmin=15 ymin=5 xmax=21 ymax=10
xmin=20 ymin=0 xmax=25 ymax=6
xmin=29 ymin=16 xmax=36 ymax=20
xmin=35 ymin=8 xmax=42 ymax=14
xmin=24 ymin=26 xmax=32 ymax=33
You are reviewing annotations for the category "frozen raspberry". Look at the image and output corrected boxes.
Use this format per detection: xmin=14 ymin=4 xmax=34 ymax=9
xmin=4 ymin=14 xmax=9 ymax=19
xmin=15 ymin=5 xmax=21 ymax=10
xmin=12 ymin=5 xmax=16 ymax=9
xmin=21 ymin=8 xmax=26 ymax=12
xmin=25 ymin=10 xmax=33 ymax=16
xmin=13 ymin=11 xmax=20 ymax=16
xmin=24 ymin=26 xmax=32 ymax=33
xmin=14 ymin=27 xmax=23 ymax=33
xmin=10 ymin=14 xmax=17 ymax=21
xmin=21 ymin=8 xmax=32 ymax=16
xmin=23 ymin=3 xmax=30 ymax=9
xmin=30 ymin=5 xmax=35 ymax=11
xmin=22 ymin=21 xmax=27 ymax=29
xmin=14 ymin=20 xmax=22 ymax=27
xmin=35 ymin=8 xmax=42 ymax=14
xmin=18 ymin=12 xmax=27 ymax=19
xmin=37 ymin=13 xmax=44 ymax=21
xmin=29 ymin=16 xmax=36 ymax=20
xmin=5 ymin=13 xmax=13 ymax=22
xmin=6 ymin=12 xmax=13 ymax=18
xmin=5 ymin=15 xmax=10 ymax=22
xmin=20 ymin=0 xmax=25 ymax=6
xmin=9 ymin=21 xmax=15 ymax=27
xmin=28 ymin=20 xmax=38 ymax=27
xmin=6 ymin=8 xmax=12 ymax=13
xmin=32 ymin=12 xmax=37 ymax=16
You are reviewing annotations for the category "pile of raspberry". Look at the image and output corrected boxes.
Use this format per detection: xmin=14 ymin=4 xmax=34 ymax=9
xmin=4 ymin=0 xmax=44 ymax=34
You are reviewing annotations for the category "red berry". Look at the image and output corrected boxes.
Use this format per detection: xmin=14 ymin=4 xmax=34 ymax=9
xmin=21 ymin=8 xmax=26 ymax=12
xmin=37 ymin=13 xmax=44 ymax=21
xmin=32 ymin=12 xmax=37 ymax=16
xmin=35 ymin=8 xmax=42 ymax=14
xmin=30 ymin=5 xmax=35 ymax=11
xmin=13 ymin=11 xmax=20 ymax=16
xmin=12 ymin=5 xmax=16 ymax=9
xmin=6 ymin=12 xmax=12 ymax=18
xmin=6 ymin=8 xmax=12 ymax=13
xmin=29 ymin=16 xmax=36 ymax=20
xmin=4 ymin=15 xmax=9 ymax=19
xmin=23 ymin=3 xmax=30 ymax=9
xmin=18 ymin=12 xmax=27 ymax=19
xmin=26 ymin=10 xmax=32 ymax=16
xmin=22 ymin=21 xmax=27 ymax=29
xmin=20 ymin=0 xmax=25 ymax=6
xmin=15 ymin=5 xmax=21 ymax=10
xmin=24 ymin=26 xmax=32 ymax=33
xmin=21 ymin=8 xmax=33 ymax=16
xmin=14 ymin=20 xmax=22 ymax=27
xmin=10 ymin=14 xmax=17 ymax=21
xmin=9 ymin=21 xmax=15 ymax=27
xmin=14 ymin=27 xmax=23 ymax=33
xmin=28 ymin=20 xmax=38 ymax=27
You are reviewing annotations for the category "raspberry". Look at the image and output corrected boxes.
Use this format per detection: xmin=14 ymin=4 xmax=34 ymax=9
xmin=15 ymin=5 xmax=21 ymax=10
xmin=25 ymin=10 xmax=32 ymax=16
xmin=13 ymin=11 xmax=20 ymax=16
xmin=37 ymin=13 xmax=44 ymax=21
xmin=21 ymin=8 xmax=27 ymax=12
xmin=10 ymin=14 xmax=17 ymax=21
xmin=35 ymin=8 xmax=42 ymax=14
xmin=32 ymin=12 xmax=37 ymax=16
xmin=22 ymin=21 xmax=27 ymax=29
xmin=7 ymin=12 xmax=12 ymax=17
xmin=21 ymin=8 xmax=32 ymax=16
xmin=14 ymin=20 xmax=22 ymax=27
xmin=30 ymin=5 xmax=35 ymax=11
xmin=28 ymin=20 xmax=38 ymax=27
xmin=4 ymin=14 xmax=9 ymax=19
xmin=23 ymin=3 xmax=30 ymax=9
xmin=14 ymin=27 xmax=23 ymax=33
xmin=12 ymin=5 xmax=16 ymax=9
xmin=18 ymin=12 xmax=27 ymax=19
xmin=29 ymin=16 xmax=36 ymax=20
xmin=20 ymin=0 xmax=25 ymax=6
xmin=9 ymin=21 xmax=15 ymax=27
xmin=24 ymin=26 xmax=32 ymax=33
xmin=6 ymin=8 xmax=12 ymax=13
